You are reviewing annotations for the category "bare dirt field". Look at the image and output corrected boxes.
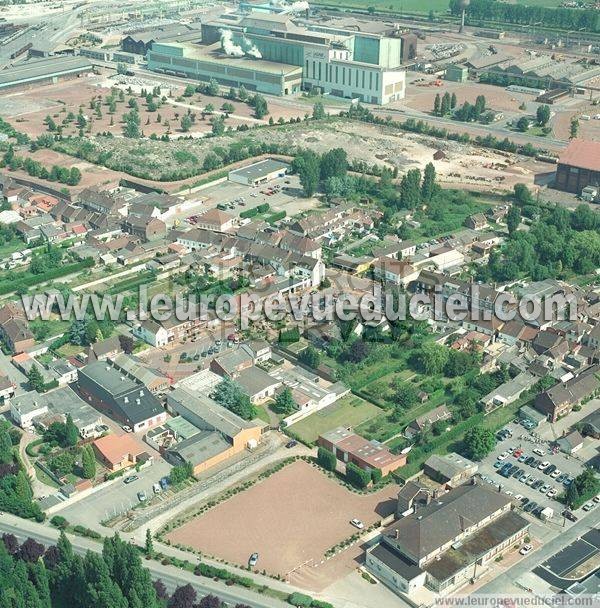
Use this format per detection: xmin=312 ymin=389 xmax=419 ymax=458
xmin=166 ymin=460 xmax=398 ymax=582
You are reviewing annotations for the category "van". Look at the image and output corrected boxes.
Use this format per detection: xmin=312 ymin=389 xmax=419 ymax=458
xmin=581 ymin=115 xmax=591 ymax=121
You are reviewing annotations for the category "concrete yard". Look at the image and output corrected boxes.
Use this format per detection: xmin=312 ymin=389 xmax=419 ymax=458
xmin=166 ymin=460 xmax=399 ymax=580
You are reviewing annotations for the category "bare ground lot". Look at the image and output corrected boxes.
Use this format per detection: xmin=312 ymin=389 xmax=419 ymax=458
xmin=166 ymin=460 xmax=398 ymax=581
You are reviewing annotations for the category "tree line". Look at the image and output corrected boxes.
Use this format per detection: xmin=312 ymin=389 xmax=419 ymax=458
xmin=450 ymin=0 xmax=600 ymax=33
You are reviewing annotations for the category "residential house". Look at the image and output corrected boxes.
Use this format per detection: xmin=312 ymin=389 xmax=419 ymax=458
xmin=556 ymin=429 xmax=585 ymax=454
xmin=405 ymin=404 xmax=451 ymax=439
xmin=373 ymin=258 xmax=419 ymax=287
xmin=464 ymin=213 xmax=488 ymax=230
xmin=534 ymin=365 xmax=600 ymax=422
xmin=93 ymin=434 xmax=148 ymax=472
xmin=195 ymin=208 xmax=234 ymax=232
xmin=122 ymin=215 xmax=167 ymax=242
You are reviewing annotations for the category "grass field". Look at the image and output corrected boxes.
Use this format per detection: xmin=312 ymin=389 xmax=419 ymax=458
xmin=288 ymin=394 xmax=381 ymax=444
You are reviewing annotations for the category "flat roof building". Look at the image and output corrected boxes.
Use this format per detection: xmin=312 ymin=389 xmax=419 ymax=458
xmin=0 ymin=56 xmax=93 ymax=93
xmin=318 ymin=426 xmax=406 ymax=476
xmin=77 ymin=361 xmax=167 ymax=432
xmin=228 ymin=159 xmax=289 ymax=186
xmin=365 ymin=482 xmax=529 ymax=596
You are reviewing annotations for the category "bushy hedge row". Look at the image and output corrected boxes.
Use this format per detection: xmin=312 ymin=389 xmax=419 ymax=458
xmin=0 ymin=258 xmax=94 ymax=295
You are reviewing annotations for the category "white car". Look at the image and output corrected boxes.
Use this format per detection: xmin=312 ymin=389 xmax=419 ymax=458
xmin=515 ymin=494 xmax=524 ymax=501
xmin=519 ymin=544 xmax=533 ymax=556
xmin=498 ymin=451 xmax=510 ymax=461
xmin=533 ymin=448 xmax=545 ymax=457
xmin=538 ymin=461 xmax=550 ymax=470
xmin=582 ymin=502 xmax=595 ymax=512
xmin=122 ymin=425 xmax=133 ymax=433
xmin=547 ymin=488 xmax=559 ymax=499
xmin=152 ymin=483 xmax=162 ymax=494
xmin=550 ymin=469 xmax=561 ymax=479
xmin=350 ymin=518 xmax=364 ymax=530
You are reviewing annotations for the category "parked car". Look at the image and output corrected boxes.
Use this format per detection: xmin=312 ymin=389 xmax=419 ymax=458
xmin=152 ymin=483 xmax=162 ymax=494
xmin=123 ymin=475 xmax=139 ymax=485
xmin=544 ymin=464 xmax=556 ymax=475
xmin=137 ymin=491 xmax=147 ymax=502
xmin=518 ymin=454 xmax=527 ymax=463
xmin=540 ymin=484 xmax=551 ymax=493
xmin=556 ymin=473 xmax=568 ymax=484
xmin=547 ymin=488 xmax=559 ymax=499
xmin=550 ymin=469 xmax=561 ymax=479
xmin=562 ymin=510 xmax=578 ymax=522
xmin=524 ymin=501 xmax=538 ymax=513
xmin=498 ymin=451 xmax=510 ymax=461
xmin=285 ymin=440 xmax=298 ymax=449
xmin=563 ymin=476 xmax=574 ymax=486
xmin=583 ymin=503 xmax=595 ymax=512
xmin=248 ymin=553 xmax=259 ymax=567
xmin=122 ymin=425 xmax=133 ymax=433
xmin=538 ymin=461 xmax=550 ymax=470
xmin=350 ymin=518 xmax=364 ymax=529
xmin=494 ymin=460 xmax=503 ymax=469
xmin=159 ymin=477 xmax=170 ymax=490
xmin=525 ymin=456 xmax=535 ymax=466
xmin=519 ymin=544 xmax=533 ymax=555
xmin=533 ymin=448 xmax=545 ymax=457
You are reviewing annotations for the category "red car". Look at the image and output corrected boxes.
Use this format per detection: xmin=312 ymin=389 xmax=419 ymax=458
xmin=513 ymin=449 xmax=523 ymax=458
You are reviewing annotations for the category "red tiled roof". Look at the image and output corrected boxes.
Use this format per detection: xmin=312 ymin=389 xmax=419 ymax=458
xmin=558 ymin=139 xmax=600 ymax=172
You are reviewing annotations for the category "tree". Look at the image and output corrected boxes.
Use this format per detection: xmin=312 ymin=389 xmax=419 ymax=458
xmin=320 ymin=148 xmax=347 ymax=181
xmin=433 ymin=93 xmax=441 ymax=116
xmin=298 ymin=346 xmax=321 ymax=369
xmin=317 ymin=447 xmax=337 ymax=471
xmin=180 ymin=114 xmax=192 ymax=132
xmin=421 ymin=162 xmax=436 ymax=202
xmin=168 ymin=584 xmax=196 ymax=608
xmin=565 ymin=481 xmax=580 ymax=509
xmin=153 ymin=580 xmax=169 ymax=601
xmin=570 ymin=117 xmax=579 ymax=139
xmin=118 ymin=334 xmax=134 ymax=354
xmin=183 ymin=84 xmax=195 ymax=97
xmin=273 ymin=387 xmax=296 ymax=415
xmin=18 ymin=537 xmax=45 ymax=562
xmin=292 ymin=150 xmax=320 ymax=197
xmin=0 ymin=426 xmax=13 ymax=464
xmin=81 ymin=445 xmax=96 ymax=479
xmin=516 ymin=117 xmax=529 ymax=132
xmin=346 ymin=462 xmax=371 ymax=488
xmin=221 ymin=102 xmax=234 ymax=116
xmin=65 ymin=414 xmax=78 ymax=447
xmin=28 ymin=364 xmax=45 ymax=392
xmin=250 ymin=94 xmax=268 ymax=119
xmin=145 ymin=528 xmax=153 ymax=557
xmin=536 ymin=104 xmax=550 ymax=127
xmin=415 ymin=342 xmax=449 ymax=375
xmin=199 ymin=595 xmax=222 ymax=608
xmin=506 ymin=205 xmax=521 ymax=235
xmin=210 ymin=115 xmax=225 ymax=136
xmin=343 ymin=339 xmax=370 ymax=363
xmin=312 ymin=101 xmax=326 ymax=120
xmin=393 ymin=383 xmax=418 ymax=412
xmin=450 ymin=92 xmax=457 ymax=109
xmin=211 ymin=377 xmax=257 ymax=420
xmin=440 ymin=91 xmax=451 ymax=115
xmin=463 ymin=426 xmax=496 ymax=460
xmin=400 ymin=169 xmax=421 ymax=209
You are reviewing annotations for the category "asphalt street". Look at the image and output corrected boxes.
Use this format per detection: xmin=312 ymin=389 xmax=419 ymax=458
xmin=0 ymin=514 xmax=288 ymax=608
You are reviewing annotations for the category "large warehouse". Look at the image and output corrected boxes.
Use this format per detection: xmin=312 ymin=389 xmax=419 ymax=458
xmin=555 ymin=139 xmax=600 ymax=195
xmin=0 ymin=56 xmax=93 ymax=93
xmin=147 ymin=10 xmax=408 ymax=104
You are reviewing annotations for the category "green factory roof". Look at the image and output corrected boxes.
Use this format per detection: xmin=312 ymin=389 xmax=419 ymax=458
xmin=0 ymin=56 xmax=93 ymax=89
xmin=154 ymin=41 xmax=302 ymax=76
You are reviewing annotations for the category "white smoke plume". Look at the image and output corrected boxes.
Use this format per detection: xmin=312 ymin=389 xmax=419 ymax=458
xmin=241 ymin=35 xmax=262 ymax=59
xmin=288 ymin=1 xmax=310 ymax=11
xmin=220 ymin=29 xmax=244 ymax=57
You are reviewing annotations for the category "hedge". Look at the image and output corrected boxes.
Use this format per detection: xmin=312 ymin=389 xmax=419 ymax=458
xmin=288 ymin=593 xmax=313 ymax=607
xmin=0 ymin=258 xmax=94 ymax=295
xmin=267 ymin=210 xmax=286 ymax=224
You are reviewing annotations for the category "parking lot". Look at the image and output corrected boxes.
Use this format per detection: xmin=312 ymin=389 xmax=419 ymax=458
xmin=169 ymin=174 xmax=318 ymax=228
xmin=477 ymin=419 xmax=588 ymax=521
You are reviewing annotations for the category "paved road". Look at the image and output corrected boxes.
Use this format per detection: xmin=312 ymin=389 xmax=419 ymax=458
xmin=476 ymin=506 xmax=600 ymax=595
xmin=0 ymin=514 xmax=288 ymax=608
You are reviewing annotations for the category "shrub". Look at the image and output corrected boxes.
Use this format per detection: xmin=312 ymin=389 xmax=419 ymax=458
xmin=50 ymin=515 xmax=69 ymax=529
xmin=288 ymin=592 xmax=313 ymax=607
xmin=346 ymin=462 xmax=371 ymax=489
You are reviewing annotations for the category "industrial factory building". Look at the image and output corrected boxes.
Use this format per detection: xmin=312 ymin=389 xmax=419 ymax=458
xmin=147 ymin=10 xmax=409 ymax=104
xmin=0 ymin=56 xmax=93 ymax=93
xmin=555 ymin=139 xmax=600 ymax=195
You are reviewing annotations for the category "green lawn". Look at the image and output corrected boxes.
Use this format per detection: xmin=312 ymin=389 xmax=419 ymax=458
xmin=288 ymin=394 xmax=381 ymax=444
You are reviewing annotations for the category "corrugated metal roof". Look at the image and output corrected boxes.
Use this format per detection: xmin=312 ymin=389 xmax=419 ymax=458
xmin=0 ymin=56 xmax=92 ymax=88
